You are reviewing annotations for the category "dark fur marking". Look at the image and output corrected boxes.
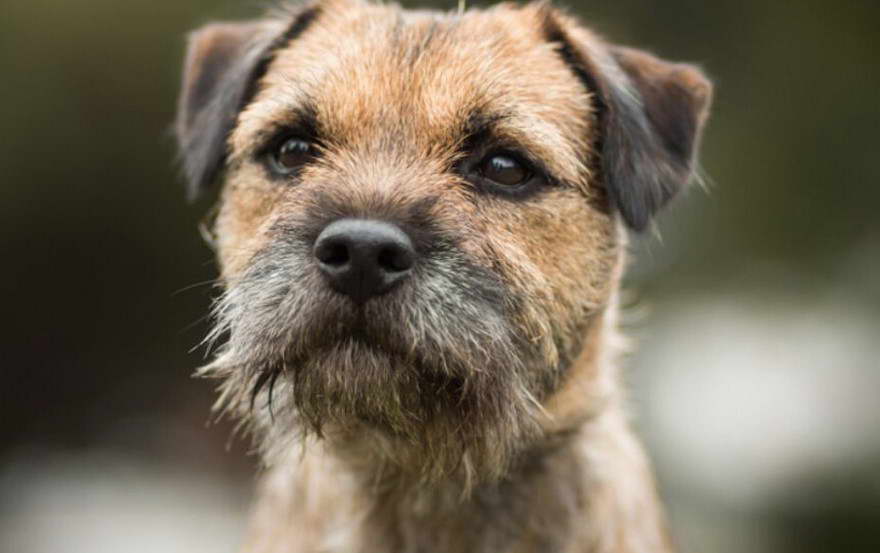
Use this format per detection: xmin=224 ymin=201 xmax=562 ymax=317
xmin=613 ymin=50 xmax=699 ymax=168
xmin=543 ymin=16 xmax=706 ymax=231
xmin=177 ymin=5 xmax=322 ymax=200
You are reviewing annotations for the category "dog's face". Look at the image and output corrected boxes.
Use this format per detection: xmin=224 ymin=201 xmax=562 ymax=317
xmin=176 ymin=0 xmax=710 ymax=483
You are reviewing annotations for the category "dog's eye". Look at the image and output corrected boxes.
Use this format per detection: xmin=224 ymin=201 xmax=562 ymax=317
xmin=271 ymin=137 xmax=315 ymax=174
xmin=479 ymin=154 xmax=531 ymax=187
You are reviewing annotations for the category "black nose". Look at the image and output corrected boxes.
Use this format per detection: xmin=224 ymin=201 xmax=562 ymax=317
xmin=313 ymin=219 xmax=416 ymax=303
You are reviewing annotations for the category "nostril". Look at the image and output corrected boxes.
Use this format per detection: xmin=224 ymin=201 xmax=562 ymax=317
xmin=377 ymin=246 xmax=414 ymax=273
xmin=315 ymin=240 xmax=349 ymax=267
xmin=313 ymin=218 xmax=417 ymax=302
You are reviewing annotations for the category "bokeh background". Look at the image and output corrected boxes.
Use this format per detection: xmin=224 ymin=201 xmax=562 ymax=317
xmin=2 ymin=0 xmax=877 ymax=552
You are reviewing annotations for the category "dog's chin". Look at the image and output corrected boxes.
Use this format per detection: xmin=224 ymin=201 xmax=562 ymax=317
xmin=285 ymin=335 xmax=471 ymax=435
xmin=214 ymin=326 xmax=541 ymax=485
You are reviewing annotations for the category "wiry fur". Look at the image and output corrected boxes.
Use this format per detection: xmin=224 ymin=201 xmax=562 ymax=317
xmin=202 ymin=203 xmax=545 ymax=485
xmin=175 ymin=0 xmax=712 ymax=551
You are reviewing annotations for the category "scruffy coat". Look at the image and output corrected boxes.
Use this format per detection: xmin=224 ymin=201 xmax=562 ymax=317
xmin=175 ymin=1 xmax=712 ymax=551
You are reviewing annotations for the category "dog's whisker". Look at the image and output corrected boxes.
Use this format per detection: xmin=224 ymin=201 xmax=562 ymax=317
xmin=180 ymin=312 xmax=215 ymax=340
xmin=171 ymin=278 xmax=221 ymax=297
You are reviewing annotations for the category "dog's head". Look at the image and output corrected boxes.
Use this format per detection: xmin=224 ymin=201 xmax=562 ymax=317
xmin=176 ymin=0 xmax=711 ymax=484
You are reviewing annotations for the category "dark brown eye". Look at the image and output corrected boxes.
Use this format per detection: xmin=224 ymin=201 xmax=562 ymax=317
xmin=479 ymin=154 xmax=530 ymax=186
xmin=271 ymin=137 xmax=314 ymax=174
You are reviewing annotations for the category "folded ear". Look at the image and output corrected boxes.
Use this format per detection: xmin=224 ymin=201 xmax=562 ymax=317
xmin=544 ymin=12 xmax=712 ymax=231
xmin=605 ymin=47 xmax=712 ymax=230
xmin=175 ymin=6 xmax=321 ymax=199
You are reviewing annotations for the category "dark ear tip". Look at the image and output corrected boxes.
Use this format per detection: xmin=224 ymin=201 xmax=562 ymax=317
xmin=175 ymin=7 xmax=323 ymax=204
xmin=671 ymin=63 xmax=714 ymax=118
xmin=623 ymin=214 xmax=650 ymax=233
xmin=613 ymin=191 xmax=654 ymax=233
xmin=175 ymin=20 xmax=274 ymax=204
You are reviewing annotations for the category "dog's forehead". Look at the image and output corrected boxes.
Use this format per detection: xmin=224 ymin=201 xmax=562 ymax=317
xmin=231 ymin=2 xmax=594 ymax=180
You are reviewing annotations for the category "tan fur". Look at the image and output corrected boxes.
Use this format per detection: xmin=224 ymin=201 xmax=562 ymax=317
xmin=176 ymin=1 xmax=712 ymax=551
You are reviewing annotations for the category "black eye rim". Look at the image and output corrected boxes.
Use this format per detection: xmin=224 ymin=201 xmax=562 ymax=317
xmin=478 ymin=152 xmax=533 ymax=187
xmin=264 ymin=133 xmax=319 ymax=177
xmin=463 ymin=149 xmax=549 ymax=196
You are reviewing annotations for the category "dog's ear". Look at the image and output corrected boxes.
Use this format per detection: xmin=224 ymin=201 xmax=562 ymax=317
xmin=603 ymin=46 xmax=713 ymax=231
xmin=176 ymin=21 xmax=278 ymax=200
xmin=175 ymin=6 xmax=321 ymax=200
xmin=544 ymin=12 xmax=712 ymax=231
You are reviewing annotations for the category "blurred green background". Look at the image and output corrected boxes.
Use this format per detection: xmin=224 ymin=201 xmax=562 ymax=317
xmin=1 ymin=1 xmax=878 ymax=552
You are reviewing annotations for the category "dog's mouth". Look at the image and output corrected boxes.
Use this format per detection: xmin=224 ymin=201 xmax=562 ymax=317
xmin=207 ymin=235 xmax=534 ymax=431
xmin=288 ymin=303 xmax=470 ymax=379
xmin=302 ymin=329 xmax=416 ymax=372
xmin=205 ymin=242 xmax=549 ymax=481
xmin=297 ymin=300 xmax=419 ymax=358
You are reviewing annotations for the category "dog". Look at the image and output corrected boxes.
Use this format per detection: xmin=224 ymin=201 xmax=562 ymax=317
xmin=175 ymin=1 xmax=711 ymax=551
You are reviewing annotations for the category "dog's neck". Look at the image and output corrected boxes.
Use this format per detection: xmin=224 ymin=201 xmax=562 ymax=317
xmin=241 ymin=305 xmax=673 ymax=553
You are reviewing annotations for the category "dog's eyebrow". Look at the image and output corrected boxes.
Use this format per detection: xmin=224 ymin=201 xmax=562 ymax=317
xmin=279 ymin=103 xmax=321 ymax=139
xmin=458 ymin=111 xmax=509 ymax=152
xmin=463 ymin=111 xmax=507 ymax=138
xmin=246 ymin=102 xmax=322 ymax=157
